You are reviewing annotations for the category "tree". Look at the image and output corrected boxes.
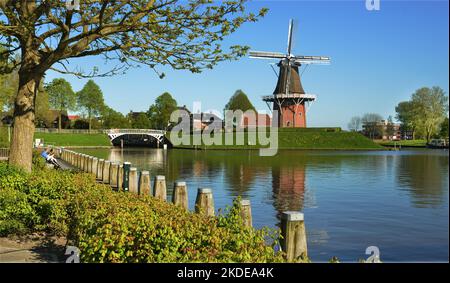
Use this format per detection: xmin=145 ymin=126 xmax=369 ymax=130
xmin=439 ymin=117 xmax=449 ymax=138
xmin=147 ymin=92 xmax=178 ymax=130
xmin=101 ymin=106 xmax=130 ymax=129
xmin=46 ymin=78 xmax=77 ymax=131
xmin=411 ymin=86 xmax=448 ymax=142
xmin=348 ymin=116 xmax=361 ymax=132
xmin=361 ymin=113 xmax=383 ymax=139
xmin=386 ymin=115 xmax=395 ymax=139
xmin=1 ymin=1 xmax=266 ymax=171
xmin=130 ymin=112 xmax=152 ymax=129
xmin=224 ymin=89 xmax=256 ymax=112
xmin=77 ymin=80 xmax=105 ymax=132
xmin=34 ymin=81 xmax=53 ymax=127
xmin=395 ymin=101 xmax=419 ymax=140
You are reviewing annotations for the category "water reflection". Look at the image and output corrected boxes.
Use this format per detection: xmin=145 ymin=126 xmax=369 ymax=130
xmin=395 ymin=151 xmax=449 ymax=208
xmin=271 ymin=165 xmax=306 ymax=219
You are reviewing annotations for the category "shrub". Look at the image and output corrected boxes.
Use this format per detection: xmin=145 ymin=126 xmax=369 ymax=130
xmin=0 ymin=161 xmax=289 ymax=263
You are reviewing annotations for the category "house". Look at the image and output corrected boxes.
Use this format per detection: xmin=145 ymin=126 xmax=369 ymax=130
xmin=242 ymin=113 xmax=272 ymax=128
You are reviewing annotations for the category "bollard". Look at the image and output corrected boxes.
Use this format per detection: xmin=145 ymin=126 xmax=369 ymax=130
xmin=240 ymin=199 xmax=252 ymax=228
xmin=122 ymin=162 xmax=131 ymax=192
xmin=102 ymin=161 xmax=111 ymax=184
xmin=153 ymin=175 xmax=167 ymax=201
xmin=97 ymin=159 xmax=104 ymax=180
xmin=129 ymin=167 xmax=138 ymax=194
xmin=92 ymin=157 xmax=98 ymax=175
xmin=86 ymin=156 xmax=91 ymax=173
xmin=280 ymin=211 xmax=307 ymax=261
xmin=118 ymin=164 xmax=124 ymax=191
xmin=76 ymin=153 xmax=81 ymax=169
xmin=110 ymin=163 xmax=119 ymax=189
xmin=139 ymin=171 xmax=151 ymax=195
xmin=195 ymin=188 xmax=214 ymax=216
xmin=88 ymin=156 xmax=93 ymax=173
xmin=82 ymin=155 xmax=87 ymax=171
xmin=172 ymin=182 xmax=188 ymax=210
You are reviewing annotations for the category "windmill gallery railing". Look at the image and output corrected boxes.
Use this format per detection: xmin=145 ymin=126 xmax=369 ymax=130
xmin=57 ymin=148 xmax=308 ymax=261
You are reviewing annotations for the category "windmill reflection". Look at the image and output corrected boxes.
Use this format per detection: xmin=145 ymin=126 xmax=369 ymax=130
xmin=272 ymin=164 xmax=306 ymax=221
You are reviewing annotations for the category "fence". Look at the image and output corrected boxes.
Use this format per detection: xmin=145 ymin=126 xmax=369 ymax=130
xmin=0 ymin=148 xmax=9 ymax=160
xmin=58 ymin=148 xmax=308 ymax=261
xmin=35 ymin=128 xmax=107 ymax=134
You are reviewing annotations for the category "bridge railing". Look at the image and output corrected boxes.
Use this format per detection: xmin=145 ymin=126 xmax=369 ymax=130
xmin=107 ymin=129 xmax=166 ymax=135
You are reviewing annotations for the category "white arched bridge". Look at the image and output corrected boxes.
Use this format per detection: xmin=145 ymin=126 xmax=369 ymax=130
xmin=107 ymin=129 xmax=169 ymax=147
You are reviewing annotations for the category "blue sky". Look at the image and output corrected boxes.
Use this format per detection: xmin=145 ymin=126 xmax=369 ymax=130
xmin=45 ymin=0 xmax=449 ymax=129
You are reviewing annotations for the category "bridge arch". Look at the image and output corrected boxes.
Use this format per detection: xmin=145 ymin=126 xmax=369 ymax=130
xmin=107 ymin=129 xmax=171 ymax=147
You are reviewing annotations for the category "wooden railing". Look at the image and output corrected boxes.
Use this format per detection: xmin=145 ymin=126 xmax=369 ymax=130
xmin=58 ymin=148 xmax=308 ymax=260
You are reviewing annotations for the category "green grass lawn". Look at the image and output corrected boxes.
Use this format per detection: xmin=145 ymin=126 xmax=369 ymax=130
xmin=34 ymin=132 xmax=111 ymax=147
xmin=376 ymin=139 xmax=427 ymax=147
xmin=173 ymin=129 xmax=384 ymax=150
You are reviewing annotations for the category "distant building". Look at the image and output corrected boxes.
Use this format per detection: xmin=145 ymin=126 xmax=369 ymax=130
xmin=242 ymin=113 xmax=272 ymax=128
xmin=362 ymin=119 xmax=401 ymax=140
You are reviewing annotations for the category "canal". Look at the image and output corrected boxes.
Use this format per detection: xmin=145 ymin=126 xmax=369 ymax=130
xmin=77 ymin=148 xmax=449 ymax=262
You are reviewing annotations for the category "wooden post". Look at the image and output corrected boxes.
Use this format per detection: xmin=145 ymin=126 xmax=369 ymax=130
xmin=92 ymin=157 xmax=98 ymax=175
xmin=88 ymin=156 xmax=93 ymax=173
xmin=118 ymin=164 xmax=124 ymax=191
xmin=195 ymin=188 xmax=214 ymax=216
xmin=86 ymin=156 xmax=91 ymax=173
xmin=78 ymin=154 xmax=83 ymax=170
xmin=280 ymin=211 xmax=307 ymax=261
xmin=129 ymin=167 xmax=138 ymax=194
xmin=97 ymin=159 xmax=104 ymax=180
xmin=240 ymin=199 xmax=252 ymax=228
xmin=110 ymin=162 xmax=119 ymax=189
xmin=172 ymin=181 xmax=188 ymax=210
xmin=102 ymin=161 xmax=111 ymax=184
xmin=139 ymin=171 xmax=151 ymax=195
xmin=153 ymin=175 xmax=166 ymax=201
xmin=122 ymin=162 xmax=131 ymax=192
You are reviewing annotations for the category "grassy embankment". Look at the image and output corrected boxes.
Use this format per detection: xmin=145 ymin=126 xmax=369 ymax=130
xmin=375 ymin=139 xmax=427 ymax=148
xmin=173 ymin=128 xmax=384 ymax=150
xmin=34 ymin=132 xmax=111 ymax=147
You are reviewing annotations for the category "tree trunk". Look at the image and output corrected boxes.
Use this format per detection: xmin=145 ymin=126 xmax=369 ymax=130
xmin=88 ymin=113 xmax=92 ymax=133
xmin=8 ymin=73 xmax=40 ymax=172
xmin=59 ymin=111 xmax=62 ymax=132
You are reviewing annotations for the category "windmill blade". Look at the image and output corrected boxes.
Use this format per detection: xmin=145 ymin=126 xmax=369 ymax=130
xmin=249 ymin=51 xmax=286 ymax=60
xmin=287 ymin=19 xmax=294 ymax=55
xmin=293 ymin=55 xmax=331 ymax=65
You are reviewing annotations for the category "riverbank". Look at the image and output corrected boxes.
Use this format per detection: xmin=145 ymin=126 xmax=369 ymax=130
xmin=173 ymin=129 xmax=384 ymax=150
xmin=375 ymin=139 xmax=427 ymax=148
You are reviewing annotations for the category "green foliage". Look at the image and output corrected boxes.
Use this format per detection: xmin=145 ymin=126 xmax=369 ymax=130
xmin=130 ymin=112 xmax=152 ymax=129
xmin=396 ymin=86 xmax=448 ymax=141
xmin=0 ymin=161 xmax=289 ymax=263
xmin=101 ymin=106 xmax=131 ymax=129
xmin=0 ymin=126 xmax=10 ymax=147
xmin=439 ymin=117 xmax=449 ymax=138
xmin=147 ymin=92 xmax=178 ymax=130
xmin=224 ymin=90 xmax=256 ymax=112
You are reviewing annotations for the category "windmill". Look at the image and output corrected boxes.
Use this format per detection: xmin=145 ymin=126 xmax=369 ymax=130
xmin=250 ymin=19 xmax=330 ymax=128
